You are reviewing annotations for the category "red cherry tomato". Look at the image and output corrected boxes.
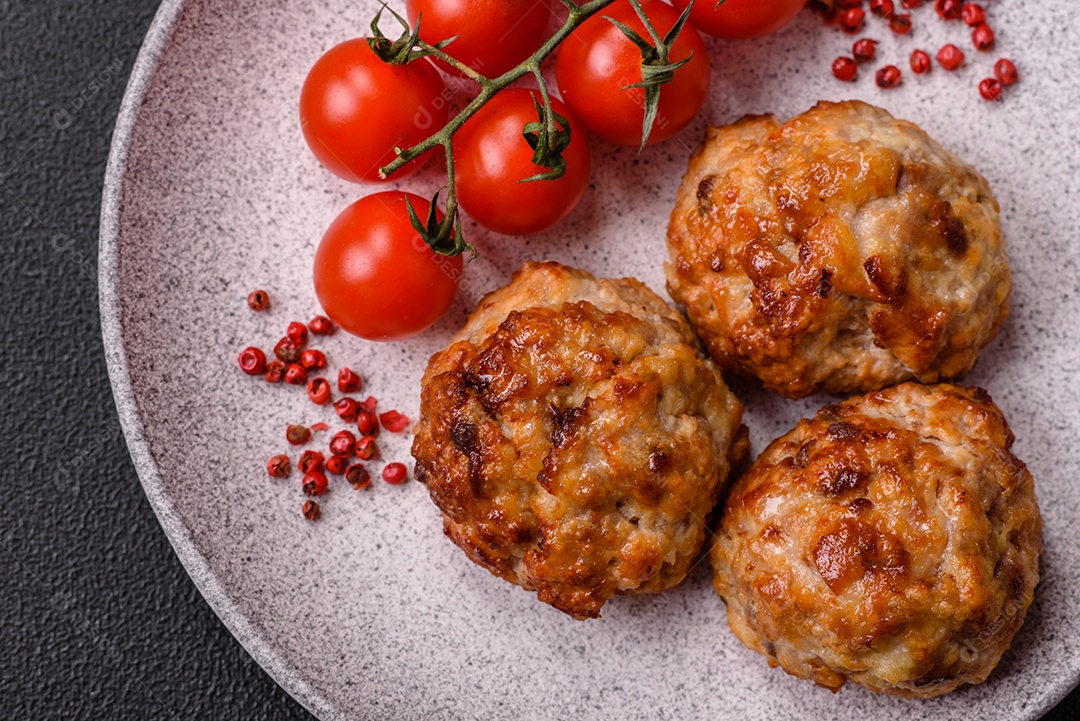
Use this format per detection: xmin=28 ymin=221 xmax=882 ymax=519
xmin=300 ymin=39 xmax=448 ymax=183
xmin=555 ymin=0 xmax=709 ymax=148
xmin=406 ymin=0 xmax=551 ymax=78
xmin=454 ymin=89 xmax=591 ymax=236
xmin=670 ymin=0 xmax=805 ymax=41
xmin=313 ymin=192 xmax=462 ymax=340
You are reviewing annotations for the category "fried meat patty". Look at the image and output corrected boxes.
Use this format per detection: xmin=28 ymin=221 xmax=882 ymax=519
xmin=413 ymin=261 xmax=747 ymax=619
xmin=711 ymin=383 xmax=1041 ymax=697
xmin=667 ymin=100 xmax=1010 ymax=398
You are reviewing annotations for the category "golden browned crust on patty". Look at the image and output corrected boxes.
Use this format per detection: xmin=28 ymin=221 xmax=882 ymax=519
xmin=666 ymin=100 xmax=1011 ymax=398
xmin=710 ymin=383 xmax=1042 ymax=697
xmin=413 ymin=261 xmax=746 ymax=619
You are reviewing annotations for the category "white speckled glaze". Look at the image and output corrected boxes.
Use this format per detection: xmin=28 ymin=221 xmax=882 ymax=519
xmin=100 ymin=2 xmax=1080 ymax=719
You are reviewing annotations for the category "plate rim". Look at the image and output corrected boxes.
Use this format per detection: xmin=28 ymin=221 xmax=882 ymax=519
xmin=98 ymin=1 xmax=338 ymax=718
xmin=97 ymin=2 xmax=1080 ymax=719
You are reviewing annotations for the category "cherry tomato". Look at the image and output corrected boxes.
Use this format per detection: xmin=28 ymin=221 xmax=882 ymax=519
xmin=555 ymin=0 xmax=709 ymax=148
xmin=300 ymin=39 xmax=448 ymax=183
xmin=313 ymin=192 xmax=462 ymax=340
xmin=454 ymin=89 xmax=590 ymax=236
xmin=670 ymin=0 xmax=805 ymax=41
xmin=406 ymin=0 xmax=551 ymax=78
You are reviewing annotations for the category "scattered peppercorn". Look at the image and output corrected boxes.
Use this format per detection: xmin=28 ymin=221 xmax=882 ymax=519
xmin=244 ymin=302 xmax=429 ymax=516
xmin=824 ymin=0 xmax=1014 ymax=98
xmin=302 ymin=471 xmax=329 ymax=496
xmin=308 ymin=315 xmax=336 ymax=335
xmin=285 ymin=363 xmax=308 ymax=386
xmin=238 ymin=347 xmax=267 ymax=376
xmin=876 ymin=65 xmax=902 ymax=88
xmin=286 ymin=321 xmax=309 ymax=346
xmin=300 ymin=349 xmax=327 ymax=370
xmin=326 ymin=455 xmax=347 ymax=475
xmin=910 ymin=49 xmax=932 ymax=74
xmin=832 ymin=56 xmax=858 ymax=82
xmin=889 ymin=13 xmax=912 ymax=34
xmin=299 ymin=450 xmax=325 ymax=474
xmin=263 ymin=360 xmax=285 ymax=383
xmin=346 ymin=464 xmax=372 ymax=489
xmin=287 ymin=424 xmax=312 ymax=446
xmin=382 ymin=463 xmax=408 ymax=486
xmin=335 ymin=397 xmax=361 ymax=423
xmin=307 ymin=377 xmax=332 ymax=405
xmin=274 ymin=337 xmax=301 ymax=364
xmin=338 ymin=367 xmax=362 ymax=393
xmin=839 ymin=7 xmax=866 ymax=34
xmin=937 ymin=44 xmax=965 ymax=70
xmin=935 ymin=0 xmax=962 ymax=20
xmin=972 ymin=23 xmax=994 ymax=51
xmin=357 ymin=410 xmax=379 ymax=437
xmin=960 ymin=3 xmax=985 ymax=26
xmin=356 ymin=436 xmax=380 ymax=461
xmin=979 ymin=77 xmax=1002 ymax=101
xmin=853 ymin=38 xmax=878 ymax=63
xmin=869 ymin=0 xmax=894 ymax=18
xmin=330 ymin=430 xmax=357 ymax=458
xmin=247 ymin=290 xmax=270 ymax=311
xmin=994 ymin=58 xmax=1018 ymax=85
xmin=379 ymin=410 xmax=410 ymax=433
xmin=267 ymin=454 xmax=291 ymax=478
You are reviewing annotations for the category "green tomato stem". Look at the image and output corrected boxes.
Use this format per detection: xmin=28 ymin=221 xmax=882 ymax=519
xmin=531 ymin=66 xmax=557 ymax=146
xmin=415 ymin=39 xmax=488 ymax=84
xmin=378 ymin=0 xmax=617 ymax=180
xmin=442 ymin=138 xmax=458 ymax=232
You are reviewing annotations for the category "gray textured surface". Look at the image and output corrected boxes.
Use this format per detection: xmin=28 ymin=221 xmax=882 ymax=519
xmin=97 ymin=1 xmax=1080 ymax=720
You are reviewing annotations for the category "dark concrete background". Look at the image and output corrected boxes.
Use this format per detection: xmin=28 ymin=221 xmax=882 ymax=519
xmin=0 ymin=1 xmax=1075 ymax=719
xmin=0 ymin=1 xmax=312 ymax=718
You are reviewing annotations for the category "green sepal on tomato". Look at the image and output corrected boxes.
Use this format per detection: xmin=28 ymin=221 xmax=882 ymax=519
xmin=300 ymin=39 xmax=448 ymax=183
xmin=555 ymin=0 xmax=710 ymax=149
xmin=313 ymin=192 xmax=462 ymax=341
xmin=405 ymin=0 xmax=551 ymax=78
xmin=454 ymin=89 xmax=591 ymax=237
xmin=671 ymin=0 xmax=806 ymax=41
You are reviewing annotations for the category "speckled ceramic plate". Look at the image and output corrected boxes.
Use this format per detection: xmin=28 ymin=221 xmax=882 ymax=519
xmin=100 ymin=1 xmax=1080 ymax=719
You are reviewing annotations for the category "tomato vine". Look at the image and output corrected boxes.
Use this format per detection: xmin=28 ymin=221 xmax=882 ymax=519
xmin=370 ymin=0 xmax=698 ymax=257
